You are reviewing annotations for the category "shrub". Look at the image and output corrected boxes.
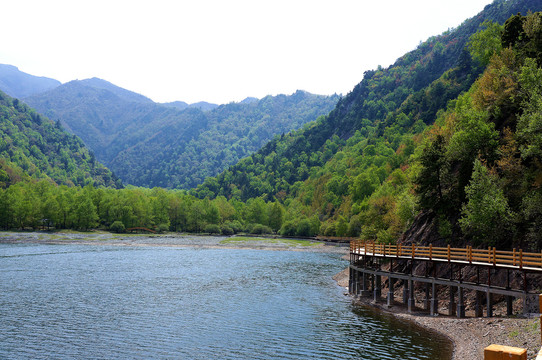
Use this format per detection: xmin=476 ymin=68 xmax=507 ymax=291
xmin=224 ymin=220 xmax=243 ymax=233
xmin=204 ymin=224 xmax=221 ymax=234
xmin=279 ymin=221 xmax=297 ymax=236
xmin=221 ymin=225 xmax=234 ymax=236
xmin=296 ymin=219 xmax=313 ymax=237
xmin=251 ymin=224 xmax=273 ymax=234
xmin=109 ymin=221 xmax=125 ymax=233
xmin=157 ymin=223 xmax=169 ymax=233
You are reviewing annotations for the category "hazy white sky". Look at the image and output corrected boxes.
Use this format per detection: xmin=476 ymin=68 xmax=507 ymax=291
xmin=1 ymin=0 xmax=493 ymax=104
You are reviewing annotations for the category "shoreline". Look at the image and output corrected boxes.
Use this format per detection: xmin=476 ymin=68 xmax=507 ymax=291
xmin=333 ymin=268 xmax=541 ymax=360
xmin=0 ymin=230 xmax=348 ymax=254
xmin=3 ymin=231 xmax=540 ymax=359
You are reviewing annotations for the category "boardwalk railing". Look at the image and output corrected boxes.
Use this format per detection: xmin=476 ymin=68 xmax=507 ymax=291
xmin=350 ymin=240 xmax=542 ymax=270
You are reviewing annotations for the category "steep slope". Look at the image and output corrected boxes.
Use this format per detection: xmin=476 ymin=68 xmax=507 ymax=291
xmin=25 ymin=80 xmax=189 ymax=162
xmin=0 ymin=90 xmax=120 ymax=188
xmin=409 ymin=11 xmax=542 ymax=250
xmin=193 ymin=0 xmax=541 ymax=242
xmin=24 ymin=79 xmax=338 ymax=189
xmin=0 ymin=64 xmax=60 ymax=98
xmin=111 ymin=90 xmax=339 ymax=188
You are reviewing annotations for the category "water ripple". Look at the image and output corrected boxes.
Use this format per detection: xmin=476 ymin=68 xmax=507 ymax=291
xmin=0 ymin=244 xmax=452 ymax=359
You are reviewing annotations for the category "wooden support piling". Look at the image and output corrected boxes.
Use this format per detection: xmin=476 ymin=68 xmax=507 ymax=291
xmin=349 ymin=240 xmax=542 ymax=318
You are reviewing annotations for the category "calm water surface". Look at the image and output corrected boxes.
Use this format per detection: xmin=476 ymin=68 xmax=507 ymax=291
xmin=0 ymin=243 xmax=452 ymax=359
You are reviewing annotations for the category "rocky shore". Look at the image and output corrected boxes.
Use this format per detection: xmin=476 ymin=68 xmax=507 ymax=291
xmin=333 ymin=268 xmax=541 ymax=360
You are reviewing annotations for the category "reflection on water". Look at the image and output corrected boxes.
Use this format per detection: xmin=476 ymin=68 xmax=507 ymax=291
xmin=0 ymin=244 xmax=452 ymax=359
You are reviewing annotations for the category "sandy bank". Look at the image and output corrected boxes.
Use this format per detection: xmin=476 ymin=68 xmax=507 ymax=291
xmin=0 ymin=231 xmax=349 ymax=254
xmin=333 ymin=268 xmax=541 ymax=360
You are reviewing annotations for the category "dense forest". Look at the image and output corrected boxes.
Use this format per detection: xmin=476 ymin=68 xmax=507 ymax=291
xmin=1 ymin=1 xmax=541 ymax=255
xmin=191 ymin=1 xmax=542 ymax=249
xmin=23 ymin=80 xmax=339 ymax=189
xmin=0 ymin=90 xmax=120 ymax=188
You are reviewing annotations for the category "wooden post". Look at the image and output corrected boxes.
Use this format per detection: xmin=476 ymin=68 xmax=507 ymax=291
xmin=429 ymin=244 xmax=433 ymax=260
xmin=429 ymin=282 xmax=438 ymax=316
xmin=519 ymin=249 xmax=523 ymax=269
xmin=493 ymin=247 xmax=497 ymax=266
xmin=487 ymin=290 xmax=493 ymax=317
xmin=412 ymin=243 xmax=415 ymax=259
xmin=403 ymin=279 xmax=409 ymax=305
xmin=539 ymin=294 xmax=542 ymax=345
xmin=457 ymin=286 xmax=465 ymax=318
xmin=408 ymin=278 xmax=415 ymax=313
xmin=475 ymin=291 xmax=483 ymax=317
xmin=507 ymin=296 xmax=513 ymax=316
xmin=424 ymin=283 xmax=431 ymax=311
xmin=447 ymin=244 xmax=451 ymax=262
xmin=387 ymin=277 xmax=394 ymax=308
xmin=448 ymin=285 xmax=455 ymax=316
xmin=373 ymin=274 xmax=382 ymax=302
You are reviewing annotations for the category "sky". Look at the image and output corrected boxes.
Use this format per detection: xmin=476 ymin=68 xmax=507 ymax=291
xmin=0 ymin=0 xmax=494 ymax=105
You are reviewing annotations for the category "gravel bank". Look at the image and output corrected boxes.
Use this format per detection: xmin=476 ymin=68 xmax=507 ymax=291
xmin=0 ymin=231 xmax=348 ymax=254
xmin=333 ymin=268 xmax=541 ymax=360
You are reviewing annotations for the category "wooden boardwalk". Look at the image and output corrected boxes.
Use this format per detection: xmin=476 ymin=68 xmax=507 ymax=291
xmin=349 ymin=241 xmax=542 ymax=318
xmin=350 ymin=240 xmax=542 ymax=271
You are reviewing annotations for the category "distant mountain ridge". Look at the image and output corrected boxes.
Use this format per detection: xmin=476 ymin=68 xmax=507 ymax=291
xmin=161 ymin=100 xmax=219 ymax=111
xmin=78 ymin=78 xmax=154 ymax=104
xmin=21 ymin=76 xmax=339 ymax=188
xmin=0 ymin=64 xmax=60 ymax=98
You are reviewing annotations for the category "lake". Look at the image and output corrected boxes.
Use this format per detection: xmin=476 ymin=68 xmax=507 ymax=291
xmin=0 ymin=241 xmax=452 ymax=359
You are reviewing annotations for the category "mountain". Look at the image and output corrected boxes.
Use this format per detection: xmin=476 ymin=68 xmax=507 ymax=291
xmin=78 ymin=78 xmax=153 ymax=104
xmin=240 ymin=97 xmax=259 ymax=104
xmin=24 ymin=79 xmax=338 ymax=189
xmin=110 ymin=90 xmax=340 ymax=189
xmin=162 ymin=100 xmax=219 ymax=111
xmin=192 ymin=0 xmax=542 ymax=247
xmin=0 ymin=64 xmax=60 ymax=98
xmin=0 ymin=90 xmax=121 ymax=188
xmin=161 ymin=101 xmax=189 ymax=110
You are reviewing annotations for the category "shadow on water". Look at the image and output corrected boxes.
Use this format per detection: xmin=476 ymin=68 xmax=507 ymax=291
xmin=349 ymin=304 xmax=454 ymax=359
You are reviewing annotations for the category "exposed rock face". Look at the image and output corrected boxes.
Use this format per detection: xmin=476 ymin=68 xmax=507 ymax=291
xmin=400 ymin=210 xmax=441 ymax=246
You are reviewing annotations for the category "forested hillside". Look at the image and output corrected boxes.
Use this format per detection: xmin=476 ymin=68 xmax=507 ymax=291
xmin=0 ymin=90 xmax=120 ymax=188
xmin=24 ymin=80 xmax=338 ymax=189
xmin=2 ymin=0 xmax=541 ymax=252
xmin=193 ymin=0 xmax=542 ymax=249
xmin=110 ymin=90 xmax=340 ymax=189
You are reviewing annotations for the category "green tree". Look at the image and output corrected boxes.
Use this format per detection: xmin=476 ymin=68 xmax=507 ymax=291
xmin=517 ymin=58 xmax=542 ymax=160
xmin=459 ymin=159 xmax=513 ymax=247
xmin=74 ymin=190 xmax=98 ymax=231
xmin=268 ymin=201 xmax=285 ymax=232
xmin=415 ymin=134 xmax=448 ymax=210
xmin=468 ymin=21 xmax=504 ymax=66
